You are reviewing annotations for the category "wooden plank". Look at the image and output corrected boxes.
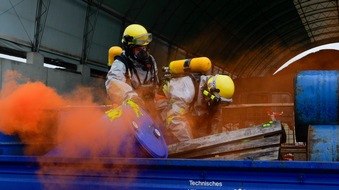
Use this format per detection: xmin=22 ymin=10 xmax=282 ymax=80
xmin=170 ymin=135 xmax=281 ymax=158
xmin=223 ymin=103 xmax=294 ymax=108
xmin=168 ymin=120 xmax=282 ymax=156
xmin=208 ymin=147 xmax=280 ymax=160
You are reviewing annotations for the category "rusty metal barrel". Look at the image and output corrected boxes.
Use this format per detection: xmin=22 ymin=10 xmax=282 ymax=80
xmin=294 ymin=70 xmax=339 ymax=142
xmin=308 ymin=125 xmax=339 ymax=161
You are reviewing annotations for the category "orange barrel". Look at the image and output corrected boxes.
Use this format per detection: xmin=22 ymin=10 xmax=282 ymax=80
xmin=169 ymin=57 xmax=212 ymax=74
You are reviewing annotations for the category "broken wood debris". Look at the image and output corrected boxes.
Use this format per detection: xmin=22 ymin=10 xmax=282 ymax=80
xmin=168 ymin=120 xmax=283 ymax=160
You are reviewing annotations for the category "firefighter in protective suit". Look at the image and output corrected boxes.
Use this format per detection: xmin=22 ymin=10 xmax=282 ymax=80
xmin=161 ymin=73 xmax=235 ymax=143
xmin=105 ymin=24 xmax=159 ymax=109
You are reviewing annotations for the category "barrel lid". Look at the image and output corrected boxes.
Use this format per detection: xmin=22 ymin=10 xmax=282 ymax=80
xmin=127 ymin=106 xmax=168 ymax=158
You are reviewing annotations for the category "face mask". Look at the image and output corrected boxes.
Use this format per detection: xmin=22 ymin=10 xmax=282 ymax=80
xmin=133 ymin=46 xmax=150 ymax=63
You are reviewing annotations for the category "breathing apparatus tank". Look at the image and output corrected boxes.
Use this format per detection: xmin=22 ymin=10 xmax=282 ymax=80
xmin=108 ymin=46 xmax=123 ymax=66
xmin=169 ymin=57 xmax=212 ymax=74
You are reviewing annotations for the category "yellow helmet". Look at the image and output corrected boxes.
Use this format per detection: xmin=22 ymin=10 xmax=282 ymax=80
xmin=108 ymin=46 xmax=123 ymax=66
xmin=207 ymin=74 xmax=235 ymax=100
xmin=122 ymin=24 xmax=152 ymax=47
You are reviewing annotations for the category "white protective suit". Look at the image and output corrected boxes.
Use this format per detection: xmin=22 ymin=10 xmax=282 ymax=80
xmin=162 ymin=74 xmax=226 ymax=142
xmin=105 ymin=51 xmax=159 ymax=107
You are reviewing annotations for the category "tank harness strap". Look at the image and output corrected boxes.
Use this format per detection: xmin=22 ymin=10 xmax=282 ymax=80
xmin=114 ymin=55 xmax=132 ymax=74
xmin=183 ymin=59 xmax=191 ymax=72
xmin=115 ymin=55 xmax=157 ymax=88
xmin=188 ymin=73 xmax=202 ymax=108
xmin=114 ymin=55 xmax=142 ymax=86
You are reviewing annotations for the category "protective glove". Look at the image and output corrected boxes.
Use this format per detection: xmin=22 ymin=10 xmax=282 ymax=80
xmin=129 ymin=95 xmax=146 ymax=109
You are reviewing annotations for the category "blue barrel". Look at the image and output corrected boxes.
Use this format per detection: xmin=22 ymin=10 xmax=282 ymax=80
xmin=46 ymin=102 xmax=168 ymax=158
xmin=308 ymin=125 xmax=339 ymax=161
xmin=294 ymin=70 xmax=339 ymax=142
xmin=0 ymin=133 xmax=24 ymax=155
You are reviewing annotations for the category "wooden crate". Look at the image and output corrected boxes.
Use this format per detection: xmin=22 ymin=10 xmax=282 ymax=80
xmin=168 ymin=120 xmax=283 ymax=160
xmin=280 ymin=144 xmax=306 ymax=161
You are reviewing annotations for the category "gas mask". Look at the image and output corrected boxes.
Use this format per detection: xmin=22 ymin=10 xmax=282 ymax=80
xmin=123 ymin=33 xmax=152 ymax=64
xmin=133 ymin=46 xmax=150 ymax=63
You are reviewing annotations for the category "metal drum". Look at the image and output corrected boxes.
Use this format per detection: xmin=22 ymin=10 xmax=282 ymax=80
xmin=294 ymin=70 xmax=339 ymax=142
xmin=47 ymin=101 xmax=168 ymax=158
xmin=0 ymin=133 xmax=24 ymax=155
xmin=308 ymin=125 xmax=339 ymax=161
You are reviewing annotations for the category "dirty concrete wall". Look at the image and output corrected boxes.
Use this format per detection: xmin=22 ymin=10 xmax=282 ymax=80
xmin=0 ymin=58 xmax=107 ymax=104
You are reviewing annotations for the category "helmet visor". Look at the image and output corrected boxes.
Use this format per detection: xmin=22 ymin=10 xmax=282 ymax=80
xmin=132 ymin=33 xmax=152 ymax=45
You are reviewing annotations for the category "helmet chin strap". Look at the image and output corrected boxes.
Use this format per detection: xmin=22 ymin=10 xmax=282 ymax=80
xmin=203 ymin=89 xmax=221 ymax=103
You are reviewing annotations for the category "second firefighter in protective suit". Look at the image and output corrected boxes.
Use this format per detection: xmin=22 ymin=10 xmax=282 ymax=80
xmin=161 ymin=71 xmax=235 ymax=143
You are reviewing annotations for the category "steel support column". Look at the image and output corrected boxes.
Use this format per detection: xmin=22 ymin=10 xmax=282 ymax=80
xmin=81 ymin=0 xmax=103 ymax=65
xmin=32 ymin=0 xmax=51 ymax=52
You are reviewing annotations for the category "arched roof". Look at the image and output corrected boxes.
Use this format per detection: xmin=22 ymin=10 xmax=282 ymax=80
xmin=1 ymin=0 xmax=339 ymax=78
xmin=101 ymin=0 xmax=339 ymax=77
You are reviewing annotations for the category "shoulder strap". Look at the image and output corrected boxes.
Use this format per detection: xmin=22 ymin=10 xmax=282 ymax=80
xmin=188 ymin=73 xmax=202 ymax=107
xmin=115 ymin=55 xmax=159 ymax=89
xmin=115 ymin=55 xmax=144 ymax=87
xmin=115 ymin=55 xmax=133 ymax=74
xmin=148 ymin=56 xmax=160 ymax=86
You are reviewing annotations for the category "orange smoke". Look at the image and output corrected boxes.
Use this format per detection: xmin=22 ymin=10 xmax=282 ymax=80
xmin=0 ymin=71 xmax=66 ymax=154
xmin=0 ymin=70 xmax=144 ymax=158
xmin=0 ymin=81 xmax=65 ymax=134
